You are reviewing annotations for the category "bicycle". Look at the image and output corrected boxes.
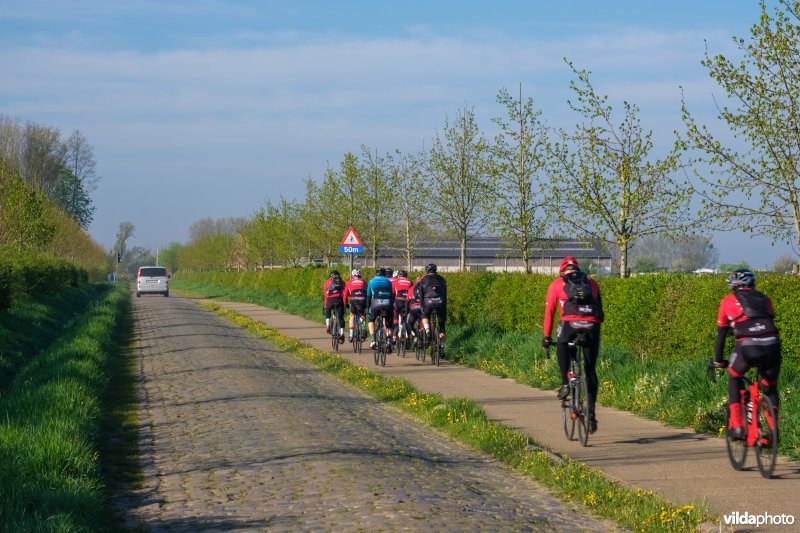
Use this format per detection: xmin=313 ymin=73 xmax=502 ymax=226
xmin=429 ymin=311 xmax=444 ymax=367
xmin=547 ymin=333 xmax=590 ymax=446
xmin=352 ymin=311 xmax=366 ymax=354
xmin=708 ymin=360 xmax=779 ymax=479
xmin=372 ymin=309 xmax=391 ymax=367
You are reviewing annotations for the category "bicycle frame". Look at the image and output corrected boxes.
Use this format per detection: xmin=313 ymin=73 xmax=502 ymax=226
xmin=708 ymin=361 xmax=779 ymax=478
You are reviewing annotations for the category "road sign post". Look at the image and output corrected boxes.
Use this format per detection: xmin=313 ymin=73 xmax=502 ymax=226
xmin=340 ymin=227 xmax=363 ymax=272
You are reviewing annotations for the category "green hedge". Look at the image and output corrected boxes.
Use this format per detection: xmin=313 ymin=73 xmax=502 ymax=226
xmin=0 ymin=254 xmax=88 ymax=311
xmin=179 ymin=268 xmax=800 ymax=364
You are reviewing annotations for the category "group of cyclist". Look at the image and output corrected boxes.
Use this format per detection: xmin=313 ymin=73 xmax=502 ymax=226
xmin=324 ymin=263 xmax=447 ymax=352
xmin=324 ymin=254 xmax=782 ymax=441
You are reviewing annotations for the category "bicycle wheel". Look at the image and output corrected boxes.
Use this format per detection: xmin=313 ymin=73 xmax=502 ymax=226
xmin=373 ymin=326 xmax=380 ymax=366
xmin=415 ymin=327 xmax=423 ymax=361
xmin=398 ymin=320 xmax=406 ymax=358
xmin=575 ymin=349 xmax=590 ymax=446
xmin=563 ymin=400 xmax=576 ymax=441
xmin=755 ymin=396 xmax=778 ymax=479
xmin=353 ymin=316 xmax=361 ymax=353
xmin=726 ymin=403 xmax=748 ymax=471
xmin=331 ymin=315 xmax=340 ymax=351
xmin=378 ymin=324 xmax=387 ymax=367
xmin=431 ymin=318 xmax=441 ymax=366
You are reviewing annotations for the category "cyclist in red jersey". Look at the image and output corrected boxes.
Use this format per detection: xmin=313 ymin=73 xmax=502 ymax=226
xmin=323 ymin=270 xmax=346 ymax=342
xmin=713 ymin=269 xmax=781 ymax=440
xmin=392 ymin=269 xmax=414 ymax=339
xmin=343 ymin=269 xmax=368 ymax=342
xmin=542 ymin=256 xmax=604 ymax=433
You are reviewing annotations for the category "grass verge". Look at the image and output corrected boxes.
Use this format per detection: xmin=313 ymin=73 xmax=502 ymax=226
xmin=173 ymin=279 xmax=799 ymax=461
xmin=205 ymin=301 xmax=716 ymax=532
xmin=0 ymin=282 xmax=133 ymax=531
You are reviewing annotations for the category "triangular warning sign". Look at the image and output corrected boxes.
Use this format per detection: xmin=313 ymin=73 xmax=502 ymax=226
xmin=341 ymin=227 xmax=363 ymax=246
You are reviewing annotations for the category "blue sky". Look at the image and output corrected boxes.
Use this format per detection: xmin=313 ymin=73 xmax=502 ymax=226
xmin=0 ymin=0 xmax=791 ymax=267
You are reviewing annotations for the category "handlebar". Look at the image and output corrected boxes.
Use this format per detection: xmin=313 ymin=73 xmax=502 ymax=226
xmin=707 ymin=359 xmax=718 ymax=384
xmin=707 ymin=358 xmax=728 ymax=384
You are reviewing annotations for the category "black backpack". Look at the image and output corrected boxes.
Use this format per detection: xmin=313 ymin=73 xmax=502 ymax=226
xmin=564 ymin=271 xmax=594 ymax=303
xmin=328 ymin=275 xmax=344 ymax=295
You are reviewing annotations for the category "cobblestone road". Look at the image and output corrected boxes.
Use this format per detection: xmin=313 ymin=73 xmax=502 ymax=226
xmin=124 ymin=294 xmax=619 ymax=531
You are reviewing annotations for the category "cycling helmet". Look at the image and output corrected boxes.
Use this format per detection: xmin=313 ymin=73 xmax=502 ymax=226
xmin=559 ymin=256 xmax=580 ymax=275
xmin=727 ymin=268 xmax=755 ymax=290
xmin=385 ymin=268 xmax=394 ymax=277
xmin=351 ymin=269 xmax=361 ymax=278
xmin=377 ymin=267 xmax=387 ymax=277
xmin=330 ymin=270 xmax=341 ymax=278
xmin=425 ymin=263 xmax=437 ymax=274
xmin=398 ymin=269 xmax=408 ymax=278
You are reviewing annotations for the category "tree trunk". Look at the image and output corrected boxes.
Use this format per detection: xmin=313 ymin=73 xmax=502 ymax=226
xmin=618 ymin=238 xmax=629 ymax=278
xmin=460 ymin=233 xmax=467 ymax=271
xmin=405 ymin=217 xmax=412 ymax=272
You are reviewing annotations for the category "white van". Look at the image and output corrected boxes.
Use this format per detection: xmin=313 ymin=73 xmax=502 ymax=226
xmin=136 ymin=266 xmax=169 ymax=297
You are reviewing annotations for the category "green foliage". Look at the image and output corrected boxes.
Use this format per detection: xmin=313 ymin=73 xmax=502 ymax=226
xmin=0 ymin=252 xmax=89 ymax=311
xmin=0 ymin=282 xmax=130 ymax=530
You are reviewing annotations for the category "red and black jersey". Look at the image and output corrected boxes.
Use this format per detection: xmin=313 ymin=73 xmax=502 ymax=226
xmin=342 ymin=277 xmax=367 ymax=304
xmin=717 ymin=288 xmax=778 ymax=339
xmin=392 ymin=276 xmax=414 ymax=300
xmin=543 ymin=274 xmax=603 ymax=335
xmin=323 ymin=277 xmax=345 ymax=303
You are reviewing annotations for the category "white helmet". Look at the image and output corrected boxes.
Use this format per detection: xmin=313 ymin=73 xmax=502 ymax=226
xmin=351 ymin=269 xmax=361 ymax=278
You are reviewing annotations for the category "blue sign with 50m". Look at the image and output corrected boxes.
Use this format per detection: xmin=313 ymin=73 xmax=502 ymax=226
xmin=340 ymin=245 xmax=363 ymax=254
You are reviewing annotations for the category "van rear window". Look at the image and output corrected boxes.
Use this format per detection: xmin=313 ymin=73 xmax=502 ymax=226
xmin=139 ymin=267 xmax=167 ymax=277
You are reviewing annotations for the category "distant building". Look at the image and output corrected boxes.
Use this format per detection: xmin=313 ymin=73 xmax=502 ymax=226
xmin=352 ymin=236 xmax=612 ymax=274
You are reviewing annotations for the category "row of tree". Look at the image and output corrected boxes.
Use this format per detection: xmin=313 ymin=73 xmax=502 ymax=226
xmin=0 ymin=115 xmax=99 ymax=230
xmin=172 ymin=1 xmax=800 ymax=278
xmin=0 ymin=159 xmax=107 ymax=275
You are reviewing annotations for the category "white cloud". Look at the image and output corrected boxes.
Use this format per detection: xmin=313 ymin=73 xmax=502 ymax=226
xmin=0 ymin=25 xmax=748 ymax=251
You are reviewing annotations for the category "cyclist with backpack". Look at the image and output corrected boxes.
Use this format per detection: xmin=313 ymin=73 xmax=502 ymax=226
xmin=323 ymin=270 xmax=346 ymax=342
xmin=712 ymin=269 xmax=781 ymax=440
xmin=419 ymin=263 xmax=447 ymax=344
xmin=542 ymin=256 xmax=604 ymax=433
xmin=367 ymin=267 xmax=395 ymax=350
xmin=343 ymin=269 xmax=368 ymax=343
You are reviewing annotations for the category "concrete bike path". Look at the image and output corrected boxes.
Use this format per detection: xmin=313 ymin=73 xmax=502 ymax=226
xmin=210 ymin=300 xmax=800 ymax=524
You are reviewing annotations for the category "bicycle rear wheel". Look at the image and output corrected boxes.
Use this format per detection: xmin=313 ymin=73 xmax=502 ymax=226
xmin=331 ymin=316 xmax=340 ymax=351
xmin=353 ymin=316 xmax=361 ymax=353
xmin=726 ymin=403 xmax=748 ymax=471
xmin=378 ymin=325 xmax=387 ymax=367
xmin=575 ymin=350 xmax=590 ymax=446
xmin=431 ymin=318 xmax=441 ymax=366
xmin=755 ymin=396 xmax=778 ymax=479
xmin=562 ymin=401 xmax=576 ymax=440
xmin=398 ymin=321 xmax=406 ymax=358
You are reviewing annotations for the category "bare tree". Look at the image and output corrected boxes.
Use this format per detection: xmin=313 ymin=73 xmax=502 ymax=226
xmin=64 ymin=129 xmax=99 ymax=193
xmin=548 ymin=63 xmax=693 ymax=277
xmin=391 ymin=150 xmax=431 ymax=272
xmin=114 ymin=221 xmax=135 ymax=260
xmin=628 ymin=234 xmax=719 ymax=273
xmin=428 ymin=106 xmax=495 ymax=271
xmin=681 ymin=0 xmax=800 ymax=256
xmin=360 ymin=146 xmax=396 ymax=267
xmin=491 ymin=86 xmax=551 ymax=273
